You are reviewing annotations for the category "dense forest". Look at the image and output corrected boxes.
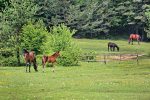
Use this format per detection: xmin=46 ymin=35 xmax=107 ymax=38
xmin=0 ymin=0 xmax=150 ymax=66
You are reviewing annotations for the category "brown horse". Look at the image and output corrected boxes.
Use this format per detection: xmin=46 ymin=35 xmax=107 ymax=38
xmin=42 ymin=51 xmax=60 ymax=72
xmin=128 ymin=34 xmax=141 ymax=45
xmin=23 ymin=49 xmax=38 ymax=72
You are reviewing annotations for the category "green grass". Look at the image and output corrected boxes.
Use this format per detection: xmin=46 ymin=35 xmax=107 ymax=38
xmin=74 ymin=39 xmax=150 ymax=54
xmin=0 ymin=39 xmax=150 ymax=100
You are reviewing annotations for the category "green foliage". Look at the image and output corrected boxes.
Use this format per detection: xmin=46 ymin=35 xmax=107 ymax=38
xmin=57 ymin=43 xmax=81 ymax=66
xmin=0 ymin=38 xmax=150 ymax=99
xmin=21 ymin=20 xmax=48 ymax=52
xmin=49 ymin=24 xmax=76 ymax=51
xmin=43 ymin=24 xmax=81 ymax=66
xmin=0 ymin=56 xmax=17 ymax=66
xmin=0 ymin=0 xmax=39 ymax=65
xmin=0 ymin=0 xmax=10 ymax=12
xmin=1 ymin=0 xmax=150 ymax=66
xmin=82 ymin=51 xmax=97 ymax=61
xmin=145 ymin=5 xmax=150 ymax=39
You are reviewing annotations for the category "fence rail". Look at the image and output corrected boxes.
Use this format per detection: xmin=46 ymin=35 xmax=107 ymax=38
xmin=80 ymin=53 xmax=145 ymax=65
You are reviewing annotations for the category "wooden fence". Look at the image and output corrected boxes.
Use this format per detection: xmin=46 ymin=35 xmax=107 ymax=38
xmin=80 ymin=53 xmax=144 ymax=65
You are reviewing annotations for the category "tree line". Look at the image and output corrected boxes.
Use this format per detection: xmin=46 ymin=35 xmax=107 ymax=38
xmin=0 ymin=0 xmax=150 ymax=66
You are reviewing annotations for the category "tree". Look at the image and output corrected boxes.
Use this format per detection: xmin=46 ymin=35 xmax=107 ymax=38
xmin=42 ymin=24 xmax=81 ymax=66
xmin=21 ymin=20 xmax=48 ymax=52
xmin=0 ymin=0 xmax=39 ymax=65
xmin=0 ymin=0 xmax=10 ymax=12
xmin=145 ymin=5 xmax=150 ymax=39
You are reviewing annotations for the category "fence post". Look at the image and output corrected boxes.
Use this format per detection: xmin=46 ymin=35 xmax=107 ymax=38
xmin=136 ymin=53 xmax=139 ymax=65
xmin=87 ymin=55 xmax=89 ymax=63
xmin=119 ymin=54 xmax=121 ymax=64
xmin=104 ymin=54 xmax=106 ymax=64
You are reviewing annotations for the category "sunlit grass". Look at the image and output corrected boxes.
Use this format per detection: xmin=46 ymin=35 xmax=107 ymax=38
xmin=0 ymin=39 xmax=150 ymax=100
xmin=74 ymin=39 xmax=150 ymax=54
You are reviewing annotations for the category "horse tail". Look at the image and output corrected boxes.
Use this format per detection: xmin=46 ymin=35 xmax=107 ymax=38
xmin=33 ymin=58 xmax=38 ymax=72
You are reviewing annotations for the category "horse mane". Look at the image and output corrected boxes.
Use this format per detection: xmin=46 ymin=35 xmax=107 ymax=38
xmin=52 ymin=51 xmax=60 ymax=56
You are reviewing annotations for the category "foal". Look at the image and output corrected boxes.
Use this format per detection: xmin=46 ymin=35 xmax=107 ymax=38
xmin=108 ymin=42 xmax=119 ymax=52
xmin=42 ymin=51 xmax=60 ymax=72
xmin=23 ymin=49 xmax=38 ymax=72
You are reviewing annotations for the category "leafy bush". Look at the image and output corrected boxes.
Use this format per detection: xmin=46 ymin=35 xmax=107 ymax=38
xmin=57 ymin=43 xmax=81 ymax=66
xmin=42 ymin=24 xmax=81 ymax=66
xmin=0 ymin=56 xmax=18 ymax=66
xmin=21 ymin=20 xmax=48 ymax=53
xmin=81 ymin=51 xmax=97 ymax=61
xmin=49 ymin=24 xmax=76 ymax=51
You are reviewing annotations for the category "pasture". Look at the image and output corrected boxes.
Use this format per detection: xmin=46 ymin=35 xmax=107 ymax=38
xmin=0 ymin=39 xmax=150 ymax=100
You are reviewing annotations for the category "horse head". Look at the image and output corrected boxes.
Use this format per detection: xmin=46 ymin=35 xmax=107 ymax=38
xmin=55 ymin=51 xmax=60 ymax=57
xmin=116 ymin=46 xmax=119 ymax=51
xmin=23 ymin=48 xmax=29 ymax=54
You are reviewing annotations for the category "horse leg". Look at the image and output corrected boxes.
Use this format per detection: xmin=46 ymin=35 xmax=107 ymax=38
xmin=42 ymin=59 xmax=46 ymax=72
xmin=29 ymin=63 xmax=31 ymax=72
xmin=26 ymin=63 xmax=28 ymax=72
xmin=52 ymin=63 xmax=55 ymax=72
xmin=33 ymin=59 xmax=38 ymax=72
xmin=42 ymin=63 xmax=45 ymax=72
xmin=108 ymin=46 xmax=109 ymax=52
xmin=113 ymin=47 xmax=115 ymax=51
xmin=110 ymin=47 xmax=112 ymax=51
xmin=137 ymin=39 xmax=140 ymax=45
xmin=132 ymin=39 xmax=133 ymax=45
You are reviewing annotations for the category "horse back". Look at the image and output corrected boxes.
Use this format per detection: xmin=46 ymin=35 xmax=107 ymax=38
xmin=130 ymin=34 xmax=140 ymax=39
xmin=48 ymin=56 xmax=56 ymax=63
xmin=135 ymin=34 xmax=140 ymax=39
xmin=28 ymin=51 xmax=36 ymax=61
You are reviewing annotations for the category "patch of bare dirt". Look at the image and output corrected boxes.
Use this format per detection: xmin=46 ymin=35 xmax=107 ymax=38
xmin=107 ymin=54 xmax=145 ymax=60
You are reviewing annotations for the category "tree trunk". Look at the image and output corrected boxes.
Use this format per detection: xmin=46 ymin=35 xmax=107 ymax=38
xmin=135 ymin=25 xmax=139 ymax=34
xmin=17 ymin=47 xmax=20 ymax=66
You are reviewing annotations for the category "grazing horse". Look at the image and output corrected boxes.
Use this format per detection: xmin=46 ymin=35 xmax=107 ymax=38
xmin=23 ymin=49 xmax=38 ymax=72
xmin=42 ymin=51 xmax=60 ymax=72
xmin=128 ymin=34 xmax=141 ymax=45
xmin=108 ymin=42 xmax=119 ymax=52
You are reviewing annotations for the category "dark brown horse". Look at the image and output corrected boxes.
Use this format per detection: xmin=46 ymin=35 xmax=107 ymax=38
xmin=23 ymin=49 xmax=38 ymax=72
xmin=128 ymin=34 xmax=141 ymax=45
xmin=42 ymin=51 xmax=60 ymax=72
xmin=108 ymin=42 xmax=119 ymax=52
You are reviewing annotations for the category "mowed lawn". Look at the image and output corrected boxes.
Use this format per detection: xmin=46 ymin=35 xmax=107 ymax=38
xmin=0 ymin=39 xmax=150 ymax=100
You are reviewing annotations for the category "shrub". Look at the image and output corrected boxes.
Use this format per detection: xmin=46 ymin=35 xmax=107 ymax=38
xmin=57 ymin=43 xmax=81 ymax=66
xmin=42 ymin=24 xmax=81 ymax=66
xmin=81 ymin=51 xmax=97 ymax=61
xmin=0 ymin=56 xmax=18 ymax=66
xmin=21 ymin=20 xmax=48 ymax=53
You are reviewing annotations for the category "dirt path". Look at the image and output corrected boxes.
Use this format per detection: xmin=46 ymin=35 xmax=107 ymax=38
xmin=105 ymin=54 xmax=145 ymax=60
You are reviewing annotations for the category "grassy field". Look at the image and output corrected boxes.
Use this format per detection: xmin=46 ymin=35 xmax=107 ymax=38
xmin=0 ymin=39 xmax=150 ymax=100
